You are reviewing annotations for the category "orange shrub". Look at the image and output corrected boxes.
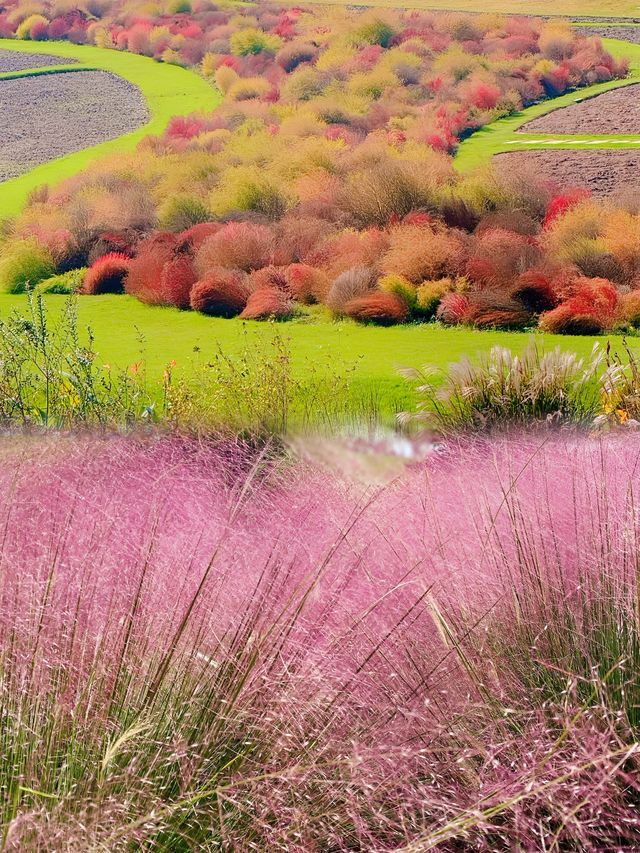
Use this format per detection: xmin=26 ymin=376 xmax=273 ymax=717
xmin=382 ymin=224 xmax=464 ymax=284
xmin=619 ymin=290 xmax=640 ymax=327
xmin=466 ymin=229 xmax=541 ymax=288
xmin=248 ymin=265 xmax=288 ymax=292
xmin=464 ymin=292 xmax=531 ymax=330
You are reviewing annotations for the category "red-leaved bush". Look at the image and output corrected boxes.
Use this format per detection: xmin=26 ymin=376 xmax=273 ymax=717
xmin=160 ymin=256 xmax=197 ymax=309
xmin=125 ymin=233 xmax=178 ymax=305
xmin=189 ymin=268 xmax=249 ymax=316
xmin=195 ymin=222 xmax=273 ymax=274
xmin=343 ymin=292 xmax=409 ymax=325
xmin=239 ymin=286 xmax=292 ymax=320
xmin=83 ymin=252 xmax=131 ymax=294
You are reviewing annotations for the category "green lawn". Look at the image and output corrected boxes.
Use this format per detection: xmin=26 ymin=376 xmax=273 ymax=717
xmin=0 ymin=39 xmax=219 ymax=218
xmin=0 ymin=294 xmax=632 ymax=421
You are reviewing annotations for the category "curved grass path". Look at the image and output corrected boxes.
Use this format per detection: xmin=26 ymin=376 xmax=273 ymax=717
xmin=455 ymin=37 xmax=640 ymax=172
xmin=0 ymin=39 xmax=219 ymax=217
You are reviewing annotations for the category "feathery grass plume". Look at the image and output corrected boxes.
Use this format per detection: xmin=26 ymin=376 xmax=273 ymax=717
xmin=399 ymin=338 xmax=604 ymax=433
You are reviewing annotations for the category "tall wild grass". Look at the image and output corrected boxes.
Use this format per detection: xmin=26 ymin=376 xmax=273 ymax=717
xmin=2 ymin=432 xmax=640 ymax=849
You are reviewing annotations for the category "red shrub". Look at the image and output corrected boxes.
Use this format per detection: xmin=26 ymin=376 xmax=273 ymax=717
xmin=239 ymin=287 xmax=292 ymax=320
xmin=125 ymin=233 xmax=179 ymax=305
xmin=511 ymin=270 xmax=558 ymax=313
xmin=544 ymin=188 xmax=591 ymax=228
xmin=83 ymin=253 xmax=131 ymax=295
xmin=189 ymin=269 xmax=249 ymax=317
xmin=248 ymin=265 xmax=288 ymax=292
xmin=539 ymin=304 xmax=605 ymax=335
xmin=285 ymin=264 xmax=330 ymax=304
xmin=177 ymin=222 xmax=222 ymax=251
xmin=160 ymin=256 xmax=197 ymax=309
xmin=436 ymin=292 xmax=470 ymax=325
xmin=466 ymin=229 xmax=541 ymax=287
xmin=569 ymin=276 xmax=618 ymax=320
xmin=194 ymin=222 xmax=274 ymax=274
xmin=343 ymin=292 xmax=409 ymax=325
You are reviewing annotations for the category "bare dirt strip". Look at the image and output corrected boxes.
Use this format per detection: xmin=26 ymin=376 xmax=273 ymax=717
xmin=494 ymin=149 xmax=640 ymax=198
xmin=0 ymin=70 xmax=148 ymax=182
xmin=575 ymin=26 xmax=640 ymax=45
xmin=0 ymin=48 xmax=77 ymax=71
xmin=519 ymin=83 xmax=640 ymax=134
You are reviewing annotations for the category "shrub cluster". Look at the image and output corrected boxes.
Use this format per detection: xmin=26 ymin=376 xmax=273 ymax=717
xmin=0 ymin=2 xmax=633 ymax=333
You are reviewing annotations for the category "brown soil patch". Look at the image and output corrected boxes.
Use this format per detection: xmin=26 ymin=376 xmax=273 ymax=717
xmin=494 ymin=149 xmax=640 ymax=198
xmin=574 ymin=26 xmax=640 ymax=45
xmin=0 ymin=70 xmax=148 ymax=182
xmin=519 ymin=84 xmax=640 ymax=134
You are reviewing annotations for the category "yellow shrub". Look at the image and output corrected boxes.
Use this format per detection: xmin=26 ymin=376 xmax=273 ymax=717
xmin=16 ymin=13 xmax=48 ymax=38
xmin=214 ymin=64 xmax=239 ymax=94
xmin=227 ymin=77 xmax=271 ymax=101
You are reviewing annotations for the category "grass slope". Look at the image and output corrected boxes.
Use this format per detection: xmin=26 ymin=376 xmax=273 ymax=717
xmin=0 ymin=39 xmax=219 ymax=218
xmin=455 ymin=37 xmax=640 ymax=171
xmin=0 ymin=293 xmax=632 ymax=420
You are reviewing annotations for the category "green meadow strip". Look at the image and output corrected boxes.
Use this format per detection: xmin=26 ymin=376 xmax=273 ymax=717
xmin=0 ymin=39 xmax=220 ymax=218
xmin=0 ymin=65 xmax=94 ymax=79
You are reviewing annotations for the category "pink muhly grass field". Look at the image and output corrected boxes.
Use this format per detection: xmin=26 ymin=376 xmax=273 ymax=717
xmin=2 ymin=432 xmax=640 ymax=850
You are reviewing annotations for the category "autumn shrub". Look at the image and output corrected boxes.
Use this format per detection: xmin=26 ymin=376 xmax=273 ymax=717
xmin=35 ymin=268 xmax=87 ymax=295
xmin=239 ymin=286 xmax=293 ymax=320
xmin=326 ymin=266 xmax=377 ymax=313
xmin=378 ymin=273 xmax=418 ymax=312
xmin=124 ymin=233 xmax=178 ymax=305
xmin=436 ymin=291 xmax=469 ymax=325
xmin=619 ymin=290 xmax=640 ymax=328
xmin=284 ymin=263 xmax=329 ymax=304
xmin=343 ymin=291 xmax=408 ymax=325
xmin=178 ymin=222 xmax=221 ymax=250
xmin=382 ymin=224 xmax=464 ymax=284
xmin=194 ymin=222 xmax=273 ymax=275
xmin=466 ymin=228 xmax=541 ymax=287
xmin=464 ymin=291 xmax=532 ymax=330
xmin=160 ymin=255 xmax=197 ymax=309
xmin=511 ymin=270 xmax=558 ymax=313
xmin=416 ymin=278 xmax=452 ymax=318
xmin=0 ymin=238 xmax=55 ymax=293
xmin=158 ymin=193 xmax=211 ymax=231
xmin=83 ymin=252 xmax=131 ymax=295
xmin=543 ymin=188 xmax=591 ymax=229
xmin=539 ymin=304 xmax=606 ymax=336
xmin=248 ymin=265 xmax=288 ymax=292
xmin=190 ymin=268 xmax=249 ymax=316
